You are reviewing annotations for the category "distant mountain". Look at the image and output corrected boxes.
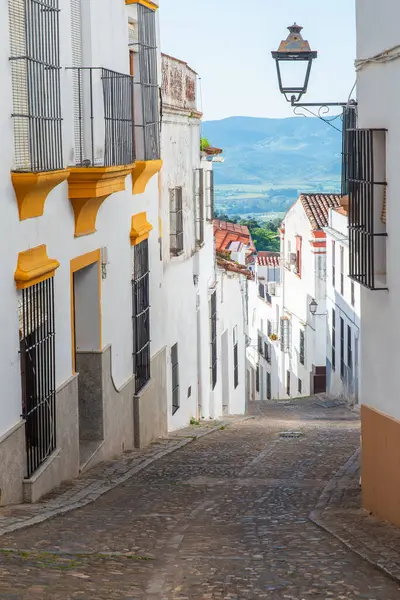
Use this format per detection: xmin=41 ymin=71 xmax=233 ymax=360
xmin=202 ymin=116 xmax=342 ymax=187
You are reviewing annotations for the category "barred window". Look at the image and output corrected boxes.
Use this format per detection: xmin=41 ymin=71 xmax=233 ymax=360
xmin=332 ymin=309 xmax=336 ymax=371
xmin=132 ymin=239 xmax=150 ymax=394
xmin=286 ymin=370 xmax=291 ymax=396
xmin=299 ymin=330 xmax=305 ymax=365
xmin=133 ymin=4 xmax=160 ymax=161
xmin=347 ymin=325 xmax=352 ymax=373
xmin=258 ymin=282 xmax=265 ymax=299
xmin=171 ymin=343 xmax=179 ymax=415
xmin=205 ymin=170 xmax=215 ymax=221
xmin=332 ymin=241 xmax=336 ymax=287
xmin=298 ymin=377 xmax=302 ymax=395
xmin=19 ymin=278 xmax=56 ymax=477
xmin=267 ymin=320 xmax=272 ymax=338
xmin=258 ymin=334 xmax=263 ymax=354
xmin=264 ymin=341 xmax=271 ymax=364
xmin=210 ymin=291 xmax=217 ymax=389
xmin=170 ymin=187 xmax=184 ymax=256
xmin=266 ymin=372 xmax=271 ymax=400
xmin=233 ymin=326 xmax=238 ymax=389
xmin=340 ymin=317 xmax=345 ymax=380
xmin=194 ymin=168 xmax=204 ymax=247
xmin=256 ymin=365 xmax=260 ymax=393
xmin=9 ymin=0 xmax=63 ymax=172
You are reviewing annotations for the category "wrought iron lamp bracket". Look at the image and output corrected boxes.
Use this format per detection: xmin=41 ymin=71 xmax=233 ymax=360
xmin=291 ymin=98 xmax=358 ymax=132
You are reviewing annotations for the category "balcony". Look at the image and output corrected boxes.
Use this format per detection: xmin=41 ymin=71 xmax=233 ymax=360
xmin=67 ymin=67 xmax=135 ymax=236
xmin=347 ymin=128 xmax=387 ymax=290
xmin=130 ymin=3 xmax=162 ymax=194
xmin=9 ymin=0 xmax=69 ymax=220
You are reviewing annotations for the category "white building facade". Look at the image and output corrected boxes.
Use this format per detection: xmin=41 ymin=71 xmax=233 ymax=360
xmin=353 ymin=0 xmax=400 ymax=525
xmin=247 ymin=252 xmax=281 ymax=402
xmin=324 ymin=202 xmax=360 ymax=404
xmin=279 ymin=194 xmax=342 ymax=399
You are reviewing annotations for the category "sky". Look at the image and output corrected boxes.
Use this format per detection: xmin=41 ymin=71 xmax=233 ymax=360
xmin=159 ymin=0 xmax=356 ymax=121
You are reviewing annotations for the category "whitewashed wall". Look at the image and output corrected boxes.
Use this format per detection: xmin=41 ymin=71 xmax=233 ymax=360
xmin=355 ymin=0 xmax=398 ymax=418
xmin=280 ymin=202 xmax=326 ymax=398
xmin=0 ymin=0 xmax=162 ymax=437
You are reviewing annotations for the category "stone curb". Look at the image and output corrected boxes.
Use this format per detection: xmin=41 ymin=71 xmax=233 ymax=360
xmin=309 ymin=447 xmax=400 ymax=586
xmin=0 ymin=415 xmax=253 ymax=538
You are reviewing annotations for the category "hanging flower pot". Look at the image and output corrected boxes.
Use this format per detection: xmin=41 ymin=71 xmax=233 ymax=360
xmin=269 ymin=333 xmax=278 ymax=342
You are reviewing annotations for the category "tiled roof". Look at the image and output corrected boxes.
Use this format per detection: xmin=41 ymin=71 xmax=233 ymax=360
xmin=299 ymin=194 xmax=342 ymax=230
xmin=213 ymin=220 xmax=256 ymax=253
xmin=216 ymin=256 xmax=254 ymax=280
xmin=257 ymin=251 xmax=280 ymax=267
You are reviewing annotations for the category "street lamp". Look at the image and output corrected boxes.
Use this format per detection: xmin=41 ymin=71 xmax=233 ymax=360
xmin=271 ymin=23 xmax=357 ymax=132
xmin=309 ymin=299 xmax=318 ymax=315
xmin=271 ymin=23 xmax=317 ymax=104
xmin=309 ymin=299 xmax=327 ymax=316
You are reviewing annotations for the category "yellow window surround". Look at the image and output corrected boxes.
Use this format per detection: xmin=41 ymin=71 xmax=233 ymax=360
xmin=15 ymin=245 xmax=60 ymax=289
xmin=130 ymin=212 xmax=153 ymax=245
xmin=132 ymin=160 xmax=163 ymax=195
xmin=11 ymin=169 xmax=70 ymax=221
xmin=68 ymin=164 xmax=134 ymax=237
xmin=125 ymin=0 xmax=158 ymax=9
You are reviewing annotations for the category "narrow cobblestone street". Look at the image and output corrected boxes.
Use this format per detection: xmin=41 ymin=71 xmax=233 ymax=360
xmin=0 ymin=399 xmax=399 ymax=599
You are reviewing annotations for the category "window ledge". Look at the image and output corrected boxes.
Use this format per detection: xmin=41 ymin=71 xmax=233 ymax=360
xmin=132 ymin=160 xmax=163 ymax=195
xmin=15 ymin=244 xmax=60 ymax=289
xmin=12 ymin=169 xmax=70 ymax=221
xmin=68 ymin=164 xmax=133 ymax=236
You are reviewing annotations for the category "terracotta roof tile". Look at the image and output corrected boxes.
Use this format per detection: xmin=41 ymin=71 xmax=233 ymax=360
xmin=213 ymin=220 xmax=256 ymax=253
xmin=216 ymin=256 xmax=254 ymax=280
xmin=299 ymin=194 xmax=342 ymax=230
xmin=257 ymin=251 xmax=280 ymax=267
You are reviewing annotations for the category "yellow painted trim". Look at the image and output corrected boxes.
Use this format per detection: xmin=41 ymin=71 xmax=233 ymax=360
xmin=68 ymin=165 xmax=133 ymax=237
xmin=125 ymin=0 xmax=158 ymax=10
xmin=132 ymin=159 xmax=163 ymax=195
xmin=12 ymin=169 xmax=70 ymax=221
xmin=130 ymin=212 xmax=153 ymax=246
xmin=70 ymin=249 xmax=102 ymax=373
xmin=15 ymin=245 xmax=60 ymax=289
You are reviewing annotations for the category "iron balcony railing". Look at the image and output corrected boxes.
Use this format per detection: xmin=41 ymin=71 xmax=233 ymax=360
xmin=341 ymin=104 xmax=357 ymax=197
xmin=347 ymin=128 xmax=387 ymax=290
xmin=9 ymin=0 xmax=63 ymax=172
xmin=69 ymin=67 xmax=135 ymax=167
xmin=129 ymin=4 xmax=161 ymax=161
xmin=132 ymin=239 xmax=150 ymax=394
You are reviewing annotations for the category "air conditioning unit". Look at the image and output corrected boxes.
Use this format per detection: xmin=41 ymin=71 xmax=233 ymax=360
xmin=267 ymin=282 xmax=276 ymax=296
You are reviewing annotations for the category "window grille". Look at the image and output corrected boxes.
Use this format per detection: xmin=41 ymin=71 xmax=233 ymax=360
xmin=171 ymin=343 xmax=179 ymax=414
xmin=347 ymin=325 xmax=352 ymax=373
xmin=264 ymin=341 xmax=271 ymax=364
xmin=280 ymin=317 xmax=290 ymax=353
xmin=9 ymin=0 xmax=63 ymax=172
xmin=194 ymin=168 xmax=204 ymax=247
xmin=233 ymin=326 xmax=238 ymax=388
xmin=340 ymin=246 xmax=344 ymax=295
xmin=341 ymin=104 xmax=357 ymax=196
xmin=19 ymin=278 xmax=56 ymax=477
xmin=298 ymin=377 xmax=302 ymax=395
xmin=205 ymin=170 xmax=215 ymax=221
xmin=258 ymin=283 xmax=265 ymax=299
xmin=266 ymin=372 xmax=271 ymax=400
xmin=332 ymin=241 xmax=336 ymax=287
xmin=332 ymin=309 xmax=336 ymax=371
xmin=132 ymin=239 xmax=150 ymax=394
xmin=258 ymin=334 xmax=263 ymax=354
xmin=340 ymin=317 xmax=345 ymax=380
xmin=69 ymin=67 xmax=134 ymax=167
xmin=132 ymin=5 xmax=160 ymax=161
xmin=286 ymin=370 xmax=291 ymax=397
xmin=299 ymin=330 xmax=305 ymax=365
xmin=170 ymin=187 xmax=184 ymax=256
xmin=347 ymin=128 xmax=387 ymax=290
xmin=267 ymin=320 xmax=272 ymax=337
xmin=256 ymin=365 xmax=259 ymax=393
xmin=210 ymin=291 xmax=217 ymax=389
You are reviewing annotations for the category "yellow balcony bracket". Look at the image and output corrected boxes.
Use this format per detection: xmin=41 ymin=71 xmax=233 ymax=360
xmin=125 ymin=0 xmax=158 ymax=9
xmin=12 ymin=169 xmax=70 ymax=221
xmin=130 ymin=212 xmax=153 ymax=246
xmin=68 ymin=164 xmax=133 ymax=237
xmin=132 ymin=160 xmax=163 ymax=195
xmin=15 ymin=245 xmax=60 ymax=289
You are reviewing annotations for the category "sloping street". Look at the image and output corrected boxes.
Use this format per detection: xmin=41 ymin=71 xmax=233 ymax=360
xmin=0 ymin=399 xmax=398 ymax=599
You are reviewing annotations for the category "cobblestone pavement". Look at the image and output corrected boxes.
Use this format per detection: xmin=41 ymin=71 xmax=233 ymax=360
xmin=0 ymin=398 xmax=399 ymax=599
